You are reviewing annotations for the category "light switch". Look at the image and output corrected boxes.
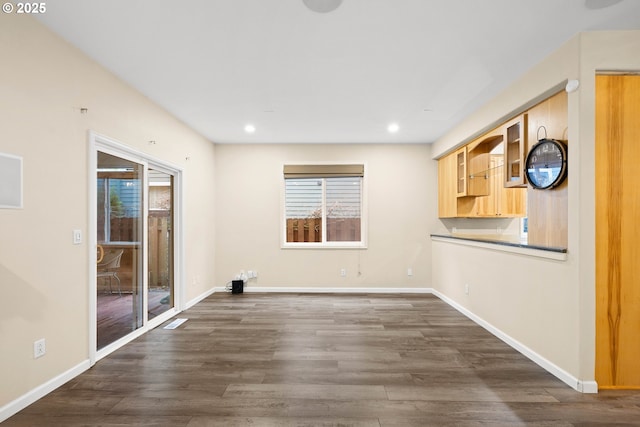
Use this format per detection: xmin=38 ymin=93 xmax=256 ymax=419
xmin=73 ymin=229 xmax=82 ymax=245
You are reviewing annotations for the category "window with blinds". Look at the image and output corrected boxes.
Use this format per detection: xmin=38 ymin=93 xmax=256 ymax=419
xmin=284 ymin=164 xmax=364 ymax=246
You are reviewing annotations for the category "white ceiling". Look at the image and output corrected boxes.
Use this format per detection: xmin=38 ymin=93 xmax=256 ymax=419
xmin=36 ymin=0 xmax=640 ymax=144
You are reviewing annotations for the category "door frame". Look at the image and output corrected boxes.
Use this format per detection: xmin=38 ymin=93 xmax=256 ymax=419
xmin=88 ymin=131 xmax=184 ymax=365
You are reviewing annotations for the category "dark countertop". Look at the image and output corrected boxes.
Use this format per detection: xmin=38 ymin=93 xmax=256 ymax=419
xmin=430 ymin=233 xmax=567 ymax=253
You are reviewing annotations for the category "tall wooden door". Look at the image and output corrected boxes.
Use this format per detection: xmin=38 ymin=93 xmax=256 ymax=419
xmin=595 ymin=74 xmax=640 ymax=389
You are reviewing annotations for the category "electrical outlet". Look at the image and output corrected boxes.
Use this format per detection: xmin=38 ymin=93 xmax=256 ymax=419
xmin=248 ymin=270 xmax=254 ymax=279
xmin=407 ymin=268 xmax=413 ymax=276
xmin=340 ymin=268 xmax=347 ymax=277
xmin=34 ymin=338 xmax=46 ymax=359
xmin=464 ymin=284 xmax=470 ymax=295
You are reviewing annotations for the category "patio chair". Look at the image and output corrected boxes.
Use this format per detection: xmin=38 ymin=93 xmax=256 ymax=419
xmin=97 ymin=249 xmax=124 ymax=296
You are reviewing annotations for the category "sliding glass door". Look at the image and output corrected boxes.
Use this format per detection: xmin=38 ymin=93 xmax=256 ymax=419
xmin=96 ymin=152 xmax=144 ymax=350
xmin=92 ymin=139 xmax=180 ymax=360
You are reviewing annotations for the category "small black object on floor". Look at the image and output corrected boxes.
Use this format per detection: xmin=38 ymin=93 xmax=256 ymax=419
xmin=231 ymin=280 xmax=243 ymax=294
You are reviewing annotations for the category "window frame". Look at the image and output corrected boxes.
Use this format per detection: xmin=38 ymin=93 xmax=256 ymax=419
xmin=281 ymin=162 xmax=367 ymax=249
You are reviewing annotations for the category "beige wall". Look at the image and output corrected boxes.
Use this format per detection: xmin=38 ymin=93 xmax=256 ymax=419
xmin=431 ymin=31 xmax=640 ymax=386
xmin=0 ymin=15 xmax=216 ymax=407
xmin=214 ymin=143 xmax=438 ymax=289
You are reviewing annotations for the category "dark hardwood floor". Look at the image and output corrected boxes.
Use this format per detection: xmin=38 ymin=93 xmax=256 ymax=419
xmin=6 ymin=293 xmax=640 ymax=426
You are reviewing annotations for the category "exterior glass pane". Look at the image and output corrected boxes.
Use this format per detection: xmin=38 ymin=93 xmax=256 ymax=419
xmin=326 ymin=177 xmax=361 ymax=242
xmin=285 ymin=178 xmax=322 ymax=242
xmin=284 ymin=176 xmax=362 ymax=244
xmin=148 ymin=169 xmax=173 ymax=320
xmin=96 ymin=152 xmax=144 ymax=350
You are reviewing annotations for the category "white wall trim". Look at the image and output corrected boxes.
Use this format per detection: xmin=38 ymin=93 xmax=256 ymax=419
xmin=431 ymin=289 xmax=598 ymax=393
xmin=213 ymin=286 xmax=433 ymax=294
xmin=185 ymin=287 xmax=217 ymax=309
xmin=0 ymin=359 xmax=90 ymax=423
xmin=577 ymin=380 xmax=599 ymax=394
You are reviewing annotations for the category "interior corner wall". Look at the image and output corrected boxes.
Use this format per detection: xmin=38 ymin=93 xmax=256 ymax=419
xmin=214 ymin=143 xmax=438 ymax=290
xmin=431 ymin=31 xmax=640 ymax=387
xmin=0 ymin=15 xmax=216 ymax=410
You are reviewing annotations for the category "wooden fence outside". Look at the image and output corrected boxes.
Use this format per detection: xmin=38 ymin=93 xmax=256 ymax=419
xmin=105 ymin=213 xmax=171 ymax=288
xmin=286 ymin=218 xmax=361 ymax=243
xmin=148 ymin=212 xmax=171 ymax=288
xmin=108 ymin=217 xmax=137 ymax=242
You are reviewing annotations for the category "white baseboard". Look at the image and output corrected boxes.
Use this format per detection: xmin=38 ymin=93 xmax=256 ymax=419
xmin=184 ymin=286 xmax=216 ymax=309
xmin=214 ymin=286 xmax=433 ymax=294
xmin=431 ymin=289 xmax=598 ymax=394
xmin=0 ymin=359 xmax=91 ymax=423
xmin=578 ymin=380 xmax=599 ymax=394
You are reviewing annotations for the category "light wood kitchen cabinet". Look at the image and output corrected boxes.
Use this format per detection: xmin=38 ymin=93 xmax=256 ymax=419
xmin=475 ymin=156 xmax=526 ymax=217
xmin=467 ymin=133 xmax=503 ymax=197
xmin=452 ymin=131 xmax=502 ymax=202
xmin=504 ymin=114 xmax=528 ymax=188
xmin=437 ymin=112 xmax=529 ymax=219
xmin=467 ymin=142 xmax=490 ymax=197
xmin=438 ymin=152 xmax=526 ymax=218
xmin=455 ymin=147 xmax=467 ymax=197
xmin=474 ymin=156 xmax=501 ymax=216
xmin=436 ymin=90 xmax=566 ymax=240
xmin=500 ymin=175 xmax=527 ymax=216
xmin=437 ymin=151 xmax=458 ymax=218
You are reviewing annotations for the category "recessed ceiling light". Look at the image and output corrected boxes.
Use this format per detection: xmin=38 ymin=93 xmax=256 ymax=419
xmin=387 ymin=123 xmax=399 ymax=133
xmin=244 ymin=124 xmax=256 ymax=134
xmin=303 ymin=0 xmax=343 ymax=13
